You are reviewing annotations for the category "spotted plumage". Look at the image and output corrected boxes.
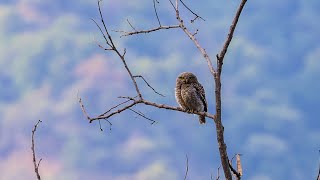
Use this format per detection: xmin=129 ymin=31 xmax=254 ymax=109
xmin=175 ymin=72 xmax=207 ymax=124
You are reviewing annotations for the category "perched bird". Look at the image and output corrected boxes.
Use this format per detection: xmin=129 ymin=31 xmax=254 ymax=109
xmin=175 ymin=72 xmax=207 ymax=124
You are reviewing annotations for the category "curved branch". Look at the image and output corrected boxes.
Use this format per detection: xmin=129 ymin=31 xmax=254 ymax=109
xmin=31 ymin=120 xmax=42 ymax=180
xmin=213 ymin=1 xmax=247 ymax=179
xmin=217 ymin=0 xmax=247 ymax=75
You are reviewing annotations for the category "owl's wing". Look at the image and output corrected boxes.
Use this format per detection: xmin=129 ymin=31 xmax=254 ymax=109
xmin=194 ymin=83 xmax=207 ymax=112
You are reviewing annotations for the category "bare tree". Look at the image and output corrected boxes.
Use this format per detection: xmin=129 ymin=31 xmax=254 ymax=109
xmin=79 ymin=0 xmax=247 ymax=179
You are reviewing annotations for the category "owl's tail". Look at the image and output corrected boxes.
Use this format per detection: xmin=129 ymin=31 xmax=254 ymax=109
xmin=199 ymin=115 xmax=206 ymax=124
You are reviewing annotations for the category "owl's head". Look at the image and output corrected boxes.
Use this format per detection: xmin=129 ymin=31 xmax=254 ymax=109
xmin=177 ymin=72 xmax=198 ymax=84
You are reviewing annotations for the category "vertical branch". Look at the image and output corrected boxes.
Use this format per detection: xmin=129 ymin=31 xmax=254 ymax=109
xmin=31 ymin=120 xmax=42 ymax=180
xmin=217 ymin=0 xmax=247 ymax=75
xmin=236 ymin=154 xmax=243 ymax=177
xmin=214 ymin=0 xmax=247 ymax=179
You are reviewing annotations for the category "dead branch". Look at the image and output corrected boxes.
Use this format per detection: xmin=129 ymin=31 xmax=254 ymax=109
xmin=121 ymin=25 xmax=180 ymax=37
xmin=153 ymin=0 xmax=161 ymax=26
xmin=133 ymin=75 xmax=165 ymax=97
xmin=179 ymin=0 xmax=205 ymax=22
xmin=128 ymin=108 xmax=157 ymax=124
xmin=31 ymin=120 xmax=42 ymax=180
xmin=211 ymin=165 xmax=221 ymax=180
xmin=236 ymin=154 xmax=243 ymax=177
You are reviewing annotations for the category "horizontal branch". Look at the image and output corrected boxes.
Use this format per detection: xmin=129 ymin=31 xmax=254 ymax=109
xmin=80 ymin=96 xmax=216 ymax=123
xmin=121 ymin=25 xmax=180 ymax=37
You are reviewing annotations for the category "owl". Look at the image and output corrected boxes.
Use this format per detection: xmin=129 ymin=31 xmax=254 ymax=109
xmin=175 ymin=72 xmax=207 ymax=124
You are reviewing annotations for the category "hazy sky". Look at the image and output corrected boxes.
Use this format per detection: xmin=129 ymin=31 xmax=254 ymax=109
xmin=0 ymin=0 xmax=319 ymax=179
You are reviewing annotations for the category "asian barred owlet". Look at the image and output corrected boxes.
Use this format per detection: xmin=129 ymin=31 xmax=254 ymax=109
xmin=175 ymin=72 xmax=207 ymax=124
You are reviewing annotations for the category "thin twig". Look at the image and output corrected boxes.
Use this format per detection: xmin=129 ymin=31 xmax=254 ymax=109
xmin=127 ymin=19 xmax=137 ymax=31
xmin=192 ymin=29 xmax=199 ymax=36
xmin=31 ymin=120 xmax=42 ymax=180
xmin=99 ymin=96 xmax=137 ymax=117
xmin=121 ymin=25 xmax=180 ymax=37
xmin=97 ymin=119 xmax=113 ymax=132
xmin=168 ymin=0 xmax=176 ymax=10
xmin=91 ymin=18 xmax=111 ymax=47
xmin=179 ymin=0 xmax=205 ymax=22
xmin=153 ymin=0 xmax=161 ymax=26
xmin=98 ymin=120 xmax=103 ymax=131
xmin=78 ymin=94 xmax=91 ymax=121
xmin=211 ymin=165 xmax=221 ymax=180
xmin=184 ymin=154 xmax=189 ymax=180
xmin=128 ymin=108 xmax=156 ymax=124
xmin=133 ymin=75 xmax=165 ymax=97
xmin=230 ymin=153 xmax=237 ymax=164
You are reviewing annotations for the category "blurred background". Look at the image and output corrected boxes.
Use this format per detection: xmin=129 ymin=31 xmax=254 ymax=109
xmin=0 ymin=0 xmax=319 ymax=179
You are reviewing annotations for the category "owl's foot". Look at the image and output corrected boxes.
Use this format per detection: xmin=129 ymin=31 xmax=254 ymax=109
xmin=185 ymin=108 xmax=194 ymax=114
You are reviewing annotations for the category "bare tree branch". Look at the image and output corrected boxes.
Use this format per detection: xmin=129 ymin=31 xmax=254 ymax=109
xmin=212 ymin=0 xmax=247 ymax=179
xmin=99 ymin=96 xmax=138 ymax=117
xmin=153 ymin=0 xmax=161 ymax=26
xmin=120 ymin=25 xmax=180 ymax=37
xmin=128 ymin=108 xmax=157 ymax=124
xmin=31 ymin=120 xmax=42 ymax=180
xmin=133 ymin=75 xmax=165 ymax=97
xmin=179 ymin=0 xmax=205 ymax=22
xmin=236 ymin=154 xmax=243 ymax=177
xmin=127 ymin=19 xmax=137 ymax=32
xmin=210 ymin=165 xmax=221 ymax=180
xmin=81 ymin=96 xmax=216 ymax=123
